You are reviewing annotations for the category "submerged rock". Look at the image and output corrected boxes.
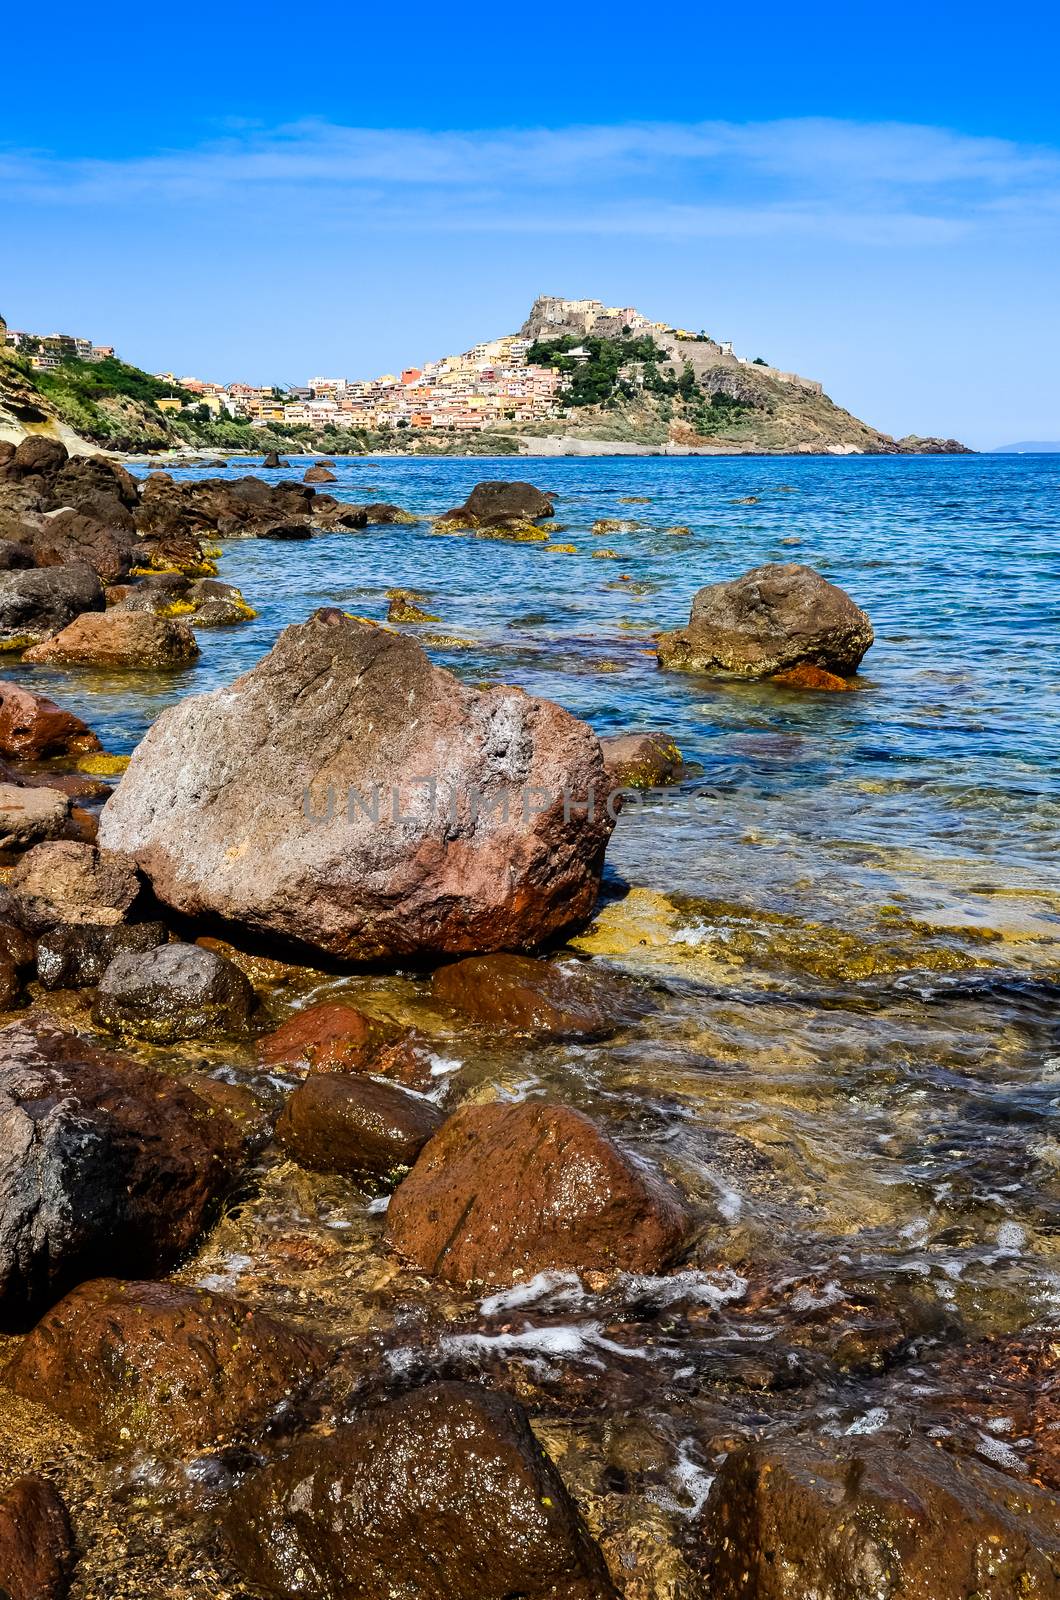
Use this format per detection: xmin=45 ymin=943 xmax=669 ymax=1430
xmin=772 ymin=662 xmax=856 ymax=691
xmin=431 ymin=952 xmax=643 ymax=1039
xmin=276 ymin=1074 xmax=444 ymax=1181
xmin=222 ymin=1381 xmax=617 ymax=1600
xmin=698 ymin=1436 xmax=1060 ymax=1600
xmin=599 ymin=731 xmax=683 ymax=788
xmin=98 ymin=611 xmax=614 ymax=960
xmin=23 ymin=609 xmax=200 ymax=668
xmin=0 ymin=1476 xmax=75 ymax=1600
xmin=0 ymin=679 xmax=101 ymax=760
xmin=8 ymin=841 xmax=141 ymax=931
xmin=0 ymin=1020 xmax=240 ymax=1315
xmin=0 ymin=563 xmax=104 ymax=649
xmin=258 ymin=1000 xmax=436 ymax=1091
xmin=386 ymin=1100 xmax=691 ymax=1286
xmin=4 ymin=1277 xmax=331 ymax=1453
xmin=92 ymin=942 xmax=255 ymax=1042
xmin=657 ymin=563 xmax=873 ymax=678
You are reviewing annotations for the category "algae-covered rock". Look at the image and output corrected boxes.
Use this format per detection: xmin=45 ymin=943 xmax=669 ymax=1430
xmin=92 ymin=941 xmax=255 ymax=1041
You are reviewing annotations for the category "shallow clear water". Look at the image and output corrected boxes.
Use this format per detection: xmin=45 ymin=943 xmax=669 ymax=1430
xmin=5 ymin=453 xmax=1059 ymax=1595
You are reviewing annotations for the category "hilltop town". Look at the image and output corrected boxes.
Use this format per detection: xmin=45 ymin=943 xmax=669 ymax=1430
xmin=1 ymin=299 xmax=967 ymax=455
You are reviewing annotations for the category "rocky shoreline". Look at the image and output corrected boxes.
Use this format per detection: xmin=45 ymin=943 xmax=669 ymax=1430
xmin=0 ymin=440 xmax=1054 ymax=1600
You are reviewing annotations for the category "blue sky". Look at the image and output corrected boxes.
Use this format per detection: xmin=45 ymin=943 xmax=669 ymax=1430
xmin=3 ymin=0 xmax=1059 ymax=447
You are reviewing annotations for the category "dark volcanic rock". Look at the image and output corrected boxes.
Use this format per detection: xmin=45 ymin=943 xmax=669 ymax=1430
xmin=0 ymin=540 xmax=34 ymax=570
xmin=98 ymin=611 xmax=614 ymax=960
xmin=276 ymin=1074 xmax=444 ymax=1180
xmin=657 ymin=563 xmax=874 ymax=678
xmin=312 ymin=495 xmax=369 ymax=529
xmin=4 ymin=1277 xmax=331 ymax=1453
xmin=8 ymin=841 xmax=140 ymax=931
xmin=599 ymin=731 xmax=683 ymax=788
xmin=431 ymin=953 xmax=643 ymax=1039
xmin=11 ymin=437 xmax=68 ymax=478
xmin=697 ymin=1436 xmax=1060 ymax=1600
xmin=36 ymin=920 xmax=167 ymax=989
xmin=442 ymin=480 xmax=555 ymax=529
xmin=23 ymin=609 xmax=200 ymax=668
xmin=135 ymin=473 xmax=314 ymax=543
xmin=0 ymin=1476 xmax=75 ymax=1600
xmin=261 ymin=451 xmax=286 ymax=469
xmin=361 ymin=501 xmax=417 ymax=525
xmin=386 ymin=1100 xmax=690 ymax=1286
xmin=0 ymin=680 xmax=101 ymax=761
xmin=222 ymin=1381 xmax=617 ymax=1600
xmin=28 ymin=507 xmax=135 ymax=582
xmin=0 ymin=563 xmax=104 ymax=648
xmin=0 ymin=1020 xmax=240 ymax=1315
xmin=92 ymin=942 xmax=255 ymax=1042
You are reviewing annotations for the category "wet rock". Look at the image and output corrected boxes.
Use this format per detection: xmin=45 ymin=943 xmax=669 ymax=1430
xmin=4 ymin=1277 xmax=331 ymax=1453
xmin=36 ymin=920 xmax=168 ymax=989
xmin=386 ymin=1100 xmax=690 ymax=1286
xmin=0 ymin=1476 xmax=75 ymax=1600
xmin=0 ymin=1019 xmax=240 ymax=1314
xmin=772 ymin=662 xmax=856 ymax=691
xmin=312 ymin=495 xmax=369 ymax=530
xmin=923 ymin=1332 xmax=1060 ymax=1490
xmin=92 ymin=941 xmax=255 ymax=1042
xmin=28 ymin=507 xmax=135 ymax=582
xmin=431 ymin=953 xmax=642 ymax=1039
xmin=222 ymin=1380 xmax=617 ymax=1600
xmin=303 ymin=464 xmax=336 ymax=483
xmin=135 ymin=473 xmax=313 ymax=543
xmin=185 ymin=575 xmax=255 ymax=625
xmin=0 ymin=680 xmax=101 ymax=760
xmin=362 ymin=501 xmax=418 ymax=525
xmin=599 ymin=731 xmax=683 ymax=789
xmin=657 ymin=563 xmax=874 ymax=678
xmin=99 ymin=611 xmax=614 ymax=960
xmin=8 ymin=841 xmax=141 ymax=931
xmin=257 ymin=1000 xmax=377 ymax=1071
xmin=441 ymin=480 xmax=555 ymax=529
xmin=0 ymin=784 xmax=68 ymax=849
xmin=277 ymin=1073 xmax=443 ymax=1181
xmin=387 ymin=589 xmax=438 ymax=623
xmin=23 ymin=609 xmax=200 ymax=668
xmin=261 ymin=451 xmax=286 ymax=468
xmin=697 ymin=1436 xmax=1060 ymax=1600
xmin=0 ymin=563 xmax=105 ymax=648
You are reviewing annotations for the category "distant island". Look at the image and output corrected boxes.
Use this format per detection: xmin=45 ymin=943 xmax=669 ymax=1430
xmin=993 ymin=441 xmax=1060 ymax=453
xmin=1 ymin=296 xmax=969 ymax=457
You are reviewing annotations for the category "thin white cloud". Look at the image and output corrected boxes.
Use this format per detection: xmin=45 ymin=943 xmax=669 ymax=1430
xmin=1 ymin=118 xmax=1057 ymax=241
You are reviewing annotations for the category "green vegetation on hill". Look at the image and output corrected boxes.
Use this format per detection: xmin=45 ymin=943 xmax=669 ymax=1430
xmin=13 ymin=355 xmax=192 ymax=443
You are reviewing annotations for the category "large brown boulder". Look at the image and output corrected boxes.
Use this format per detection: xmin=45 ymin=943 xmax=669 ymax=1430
xmin=0 ymin=1476 xmax=75 ymax=1600
xmin=276 ymin=1074 xmax=444 ymax=1180
xmin=697 ymin=1436 xmax=1060 ymax=1599
xmin=4 ymin=1278 xmax=331 ymax=1453
xmin=23 ymin=608 xmax=200 ymax=668
xmin=0 ymin=563 xmax=104 ymax=647
xmin=258 ymin=1000 xmax=436 ymax=1091
xmin=222 ymin=1381 xmax=617 ymax=1600
xmin=0 ymin=680 xmax=101 ymax=760
xmin=304 ymin=464 xmax=336 ymax=483
xmin=386 ymin=1100 xmax=690 ymax=1286
xmin=11 ymin=437 xmax=68 ymax=478
xmin=135 ymin=473 xmax=314 ymax=542
xmin=442 ymin=480 xmax=555 ymax=529
xmin=98 ymin=611 xmax=614 ymax=960
xmin=431 ymin=953 xmax=645 ymax=1039
xmin=657 ymin=563 xmax=874 ymax=678
xmin=0 ymin=1020 xmax=240 ymax=1315
xmin=91 ymin=942 xmax=255 ymax=1042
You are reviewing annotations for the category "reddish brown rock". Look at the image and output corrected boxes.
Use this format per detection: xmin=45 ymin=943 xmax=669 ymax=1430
xmin=28 ymin=507 xmax=135 ymax=583
xmin=657 ymin=563 xmax=874 ymax=678
xmin=0 ymin=680 xmax=101 ymax=761
xmin=386 ymin=1100 xmax=690 ymax=1286
xmin=4 ymin=1278 xmax=331 ymax=1453
xmin=258 ymin=1000 xmax=377 ymax=1071
xmin=277 ymin=1074 xmax=444 ymax=1180
xmin=99 ymin=611 xmax=614 ymax=959
xmin=23 ymin=609 xmax=199 ymax=669
xmin=772 ymin=663 xmax=855 ymax=691
xmin=697 ymin=1436 xmax=1060 ymax=1600
xmin=0 ymin=1476 xmax=74 ymax=1600
xmin=431 ymin=953 xmax=644 ymax=1039
xmin=0 ymin=1020 xmax=241 ymax=1314
xmin=304 ymin=464 xmax=337 ymax=483
xmin=222 ymin=1381 xmax=617 ymax=1600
